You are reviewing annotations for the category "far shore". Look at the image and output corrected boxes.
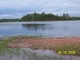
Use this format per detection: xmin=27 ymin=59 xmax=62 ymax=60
xmin=0 ymin=20 xmax=80 ymax=23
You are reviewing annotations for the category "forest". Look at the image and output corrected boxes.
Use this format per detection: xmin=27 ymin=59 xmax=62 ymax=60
xmin=21 ymin=12 xmax=80 ymax=21
xmin=0 ymin=12 xmax=80 ymax=22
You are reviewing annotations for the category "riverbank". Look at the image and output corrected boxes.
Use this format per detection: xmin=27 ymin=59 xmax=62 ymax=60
xmin=5 ymin=36 xmax=80 ymax=56
xmin=0 ymin=36 xmax=80 ymax=55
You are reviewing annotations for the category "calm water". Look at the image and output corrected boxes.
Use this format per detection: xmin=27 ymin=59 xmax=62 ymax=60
xmin=0 ymin=21 xmax=80 ymax=37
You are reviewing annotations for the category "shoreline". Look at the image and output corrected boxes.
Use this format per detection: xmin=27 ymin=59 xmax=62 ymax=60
xmin=8 ymin=37 xmax=80 ymax=48
xmin=0 ymin=20 xmax=80 ymax=23
xmin=0 ymin=36 xmax=80 ymax=55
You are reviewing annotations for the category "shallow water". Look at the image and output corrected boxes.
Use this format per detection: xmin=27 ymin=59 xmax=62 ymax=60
xmin=0 ymin=48 xmax=80 ymax=60
xmin=0 ymin=21 xmax=80 ymax=37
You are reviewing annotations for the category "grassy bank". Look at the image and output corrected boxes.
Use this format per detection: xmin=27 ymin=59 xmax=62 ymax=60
xmin=31 ymin=43 xmax=80 ymax=56
xmin=0 ymin=36 xmax=80 ymax=56
xmin=0 ymin=38 xmax=21 ymax=55
xmin=0 ymin=36 xmax=37 ymax=55
xmin=55 ymin=43 xmax=80 ymax=56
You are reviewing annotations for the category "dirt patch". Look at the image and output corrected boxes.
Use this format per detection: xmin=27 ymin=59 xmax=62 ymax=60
xmin=8 ymin=37 xmax=80 ymax=49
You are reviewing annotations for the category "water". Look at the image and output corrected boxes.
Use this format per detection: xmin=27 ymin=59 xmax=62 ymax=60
xmin=0 ymin=48 xmax=80 ymax=60
xmin=0 ymin=21 xmax=80 ymax=37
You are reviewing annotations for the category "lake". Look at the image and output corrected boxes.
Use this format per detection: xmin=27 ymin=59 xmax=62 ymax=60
xmin=0 ymin=21 xmax=80 ymax=37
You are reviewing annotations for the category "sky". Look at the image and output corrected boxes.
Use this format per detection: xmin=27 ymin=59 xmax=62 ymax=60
xmin=0 ymin=0 xmax=80 ymax=19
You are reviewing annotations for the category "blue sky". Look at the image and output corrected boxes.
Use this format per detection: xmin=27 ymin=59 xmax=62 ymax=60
xmin=0 ymin=0 xmax=80 ymax=19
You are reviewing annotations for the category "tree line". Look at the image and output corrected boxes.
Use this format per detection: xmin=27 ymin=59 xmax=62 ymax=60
xmin=0 ymin=19 xmax=20 ymax=22
xmin=0 ymin=12 xmax=80 ymax=22
xmin=21 ymin=12 xmax=80 ymax=21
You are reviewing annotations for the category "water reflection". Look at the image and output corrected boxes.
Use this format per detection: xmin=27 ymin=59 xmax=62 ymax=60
xmin=1 ymin=21 xmax=80 ymax=37
xmin=21 ymin=24 xmax=55 ymax=37
xmin=22 ymin=24 xmax=48 ymax=31
xmin=0 ymin=48 xmax=80 ymax=60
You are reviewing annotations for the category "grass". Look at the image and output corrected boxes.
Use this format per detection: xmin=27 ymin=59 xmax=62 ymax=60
xmin=21 ymin=49 xmax=54 ymax=60
xmin=55 ymin=43 xmax=80 ymax=56
xmin=0 ymin=36 xmax=63 ymax=60
xmin=31 ymin=44 xmax=56 ymax=50
xmin=0 ymin=35 xmax=42 ymax=55
xmin=0 ymin=36 xmax=80 ymax=56
xmin=0 ymin=36 xmax=27 ymax=55
xmin=0 ymin=35 xmax=42 ymax=40
xmin=31 ymin=43 xmax=80 ymax=56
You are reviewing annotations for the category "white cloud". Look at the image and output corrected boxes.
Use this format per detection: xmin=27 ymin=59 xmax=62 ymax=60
xmin=0 ymin=14 xmax=23 ymax=19
xmin=0 ymin=0 xmax=80 ymax=18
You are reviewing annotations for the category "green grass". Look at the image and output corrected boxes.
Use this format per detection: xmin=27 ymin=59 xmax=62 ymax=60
xmin=55 ymin=43 xmax=80 ymax=56
xmin=0 ymin=36 xmax=21 ymax=55
xmin=0 ymin=35 xmax=42 ymax=40
xmin=0 ymin=35 xmax=42 ymax=55
xmin=0 ymin=36 xmax=62 ymax=60
xmin=30 ymin=43 xmax=80 ymax=56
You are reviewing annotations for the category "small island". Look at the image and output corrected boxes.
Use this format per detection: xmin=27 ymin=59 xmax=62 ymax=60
xmin=21 ymin=12 xmax=80 ymax=21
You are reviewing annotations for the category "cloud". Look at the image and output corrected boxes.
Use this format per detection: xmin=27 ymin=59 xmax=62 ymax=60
xmin=0 ymin=0 xmax=80 ymax=18
xmin=0 ymin=14 xmax=23 ymax=19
